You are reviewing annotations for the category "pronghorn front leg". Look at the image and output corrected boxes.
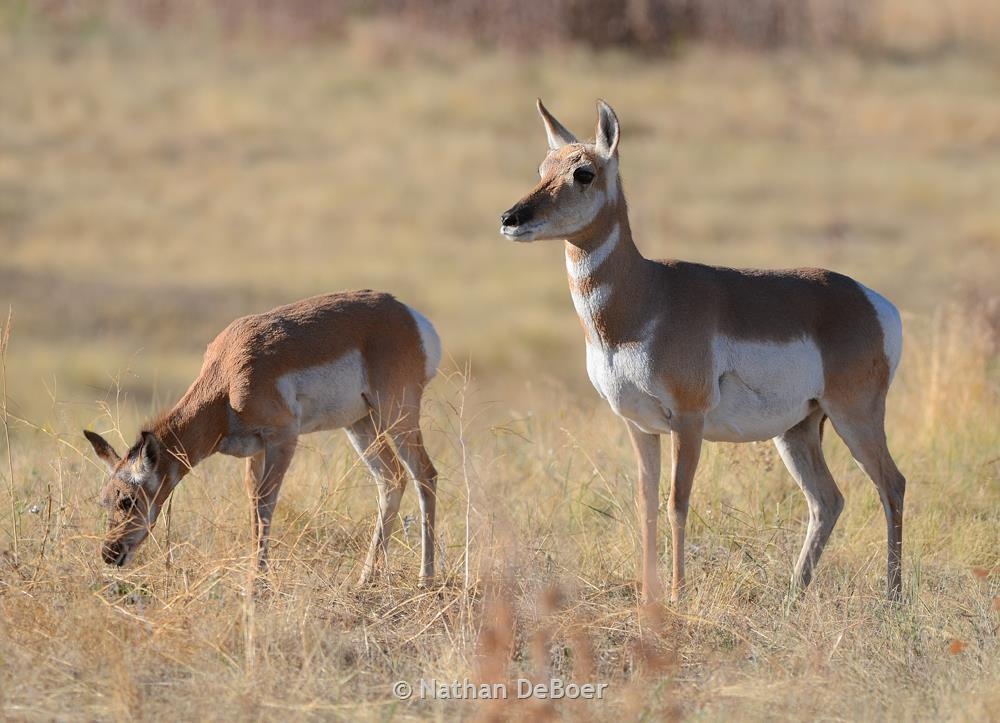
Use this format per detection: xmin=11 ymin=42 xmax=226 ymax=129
xmin=626 ymin=422 xmax=663 ymax=603
xmin=244 ymin=452 xmax=265 ymax=557
xmin=245 ymin=438 xmax=297 ymax=570
xmin=668 ymin=413 xmax=704 ymax=602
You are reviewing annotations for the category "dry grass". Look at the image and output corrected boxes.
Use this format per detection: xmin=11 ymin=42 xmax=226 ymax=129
xmin=1 ymin=17 xmax=999 ymax=722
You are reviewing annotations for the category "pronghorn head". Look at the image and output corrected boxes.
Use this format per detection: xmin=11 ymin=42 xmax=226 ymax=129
xmin=501 ymin=99 xmax=621 ymax=243
xmin=84 ymin=429 xmax=171 ymax=567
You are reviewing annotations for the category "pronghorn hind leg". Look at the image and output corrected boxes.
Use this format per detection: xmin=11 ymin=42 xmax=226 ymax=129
xmin=773 ymin=409 xmax=844 ymax=592
xmin=824 ymin=398 xmax=906 ymax=600
xmin=390 ymin=423 xmax=438 ymax=586
xmin=347 ymin=416 xmax=408 ymax=586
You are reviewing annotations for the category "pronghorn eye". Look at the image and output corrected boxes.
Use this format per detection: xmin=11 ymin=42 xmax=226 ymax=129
xmin=573 ymin=168 xmax=595 ymax=185
xmin=118 ymin=495 xmax=135 ymax=512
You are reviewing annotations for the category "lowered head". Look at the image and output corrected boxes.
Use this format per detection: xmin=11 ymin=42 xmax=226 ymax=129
xmin=84 ymin=429 xmax=174 ymax=566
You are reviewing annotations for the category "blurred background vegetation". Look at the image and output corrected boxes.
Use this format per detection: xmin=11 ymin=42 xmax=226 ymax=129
xmin=2 ymin=0 xmax=998 ymax=428
xmin=0 ymin=3 xmax=998 ymax=720
xmin=9 ymin=0 xmax=1000 ymax=54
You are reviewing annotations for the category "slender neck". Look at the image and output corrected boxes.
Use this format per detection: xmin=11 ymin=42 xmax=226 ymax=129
xmin=564 ymin=185 xmax=643 ymax=280
xmin=148 ymin=389 xmax=228 ymax=485
xmin=564 ymin=182 xmax=649 ymax=345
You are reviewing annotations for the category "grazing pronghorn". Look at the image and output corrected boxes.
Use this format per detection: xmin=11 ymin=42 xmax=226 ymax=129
xmin=84 ymin=290 xmax=441 ymax=585
xmin=501 ymin=100 xmax=906 ymax=602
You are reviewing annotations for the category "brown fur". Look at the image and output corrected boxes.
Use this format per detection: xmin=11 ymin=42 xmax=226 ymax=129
xmin=85 ymin=290 xmax=439 ymax=584
xmin=502 ymin=99 xmax=907 ymax=602
xmin=532 ymin=143 xmax=890 ymax=412
xmin=579 ymin=243 xmax=889 ymax=411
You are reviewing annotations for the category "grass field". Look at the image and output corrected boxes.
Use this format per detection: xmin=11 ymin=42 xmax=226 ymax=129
xmin=1 ymin=15 xmax=999 ymax=721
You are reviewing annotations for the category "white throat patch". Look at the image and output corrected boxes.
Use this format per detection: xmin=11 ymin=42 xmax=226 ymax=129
xmin=566 ymin=223 xmax=619 ymax=281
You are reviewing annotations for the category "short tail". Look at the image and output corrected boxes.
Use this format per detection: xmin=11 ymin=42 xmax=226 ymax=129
xmin=861 ymin=284 xmax=904 ymax=384
xmin=407 ymin=305 xmax=442 ymax=382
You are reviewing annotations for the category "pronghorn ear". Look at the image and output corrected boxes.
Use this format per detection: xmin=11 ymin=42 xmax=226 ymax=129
xmin=83 ymin=430 xmax=121 ymax=471
xmin=136 ymin=431 xmax=162 ymax=473
xmin=537 ymin=98 xmax=577 ymax=151
xmin=595 ymin=99 xmax=620 ymax=160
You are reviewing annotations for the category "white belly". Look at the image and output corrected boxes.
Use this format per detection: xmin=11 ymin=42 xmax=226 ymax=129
xmin=704 ymin=336 xmax=824 ymax=442
xmin=275 ymin=350 xmax=370 ymax=434
xmin=586 ymin=334 xmax=824 ymax=442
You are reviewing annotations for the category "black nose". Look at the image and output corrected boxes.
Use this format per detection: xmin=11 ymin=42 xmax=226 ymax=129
xmin=501 ymin=204 xmax=533 ymax=227
xmin=102 ymin=541 xmax=126 ymax=566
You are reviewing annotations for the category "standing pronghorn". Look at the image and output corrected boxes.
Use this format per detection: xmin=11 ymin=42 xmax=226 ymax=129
xmin=500 ymin=100 xmax=906 ymax=602
xmin=84 ymin=290 xmax=441 ymax=585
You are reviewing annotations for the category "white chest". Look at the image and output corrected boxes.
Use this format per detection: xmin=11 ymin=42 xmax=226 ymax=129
xmin=571 ymin=281 xmax=676 ymax=434
xmin=585 ymin=337 xmax=675 ymax=435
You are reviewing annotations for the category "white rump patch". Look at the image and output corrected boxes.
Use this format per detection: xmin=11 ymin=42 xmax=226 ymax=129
xmin=407 ymin=305 xmax=441 ymax=381
xmin=566 ymin=223 xmax=619 ymax=281
xmin=860 ymin=284 xmax=903 ymax=382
